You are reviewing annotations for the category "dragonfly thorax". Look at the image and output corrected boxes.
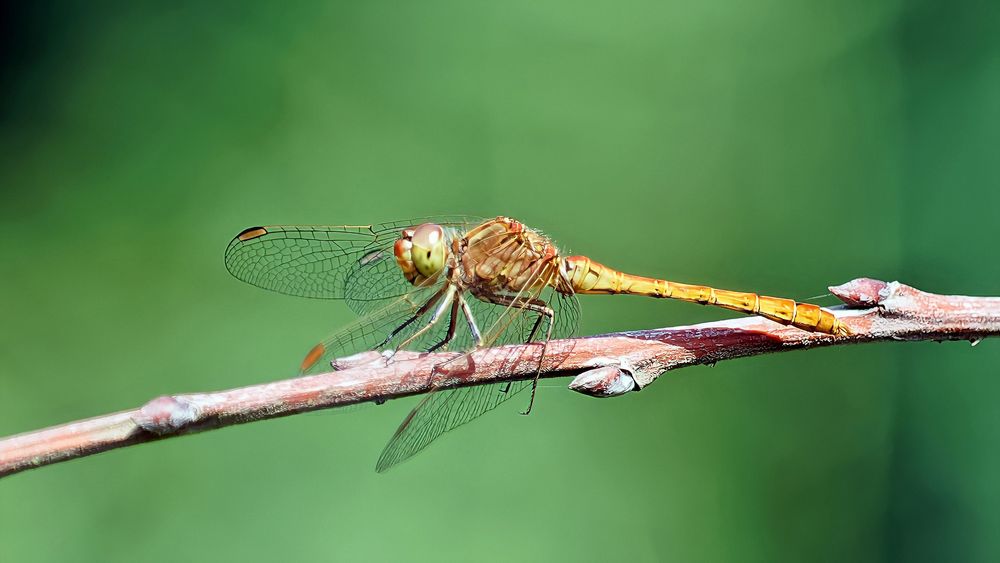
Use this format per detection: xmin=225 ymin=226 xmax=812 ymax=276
xmin=393 ymin=223 xmax=450 ymax=286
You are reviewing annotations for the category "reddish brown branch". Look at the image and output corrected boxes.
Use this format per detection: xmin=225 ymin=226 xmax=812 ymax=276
xmin=2 ymin=278 xmax=998 ymax=479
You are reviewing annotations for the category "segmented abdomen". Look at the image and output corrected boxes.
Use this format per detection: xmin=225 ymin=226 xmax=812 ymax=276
xmin=563 ymin=255 xmax=850 ymax=336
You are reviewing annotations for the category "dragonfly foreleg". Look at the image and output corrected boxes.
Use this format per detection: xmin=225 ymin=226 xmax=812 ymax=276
xmin=427 ymin=299 xmax=461 ymax=352
xmin=376 ymin=285 xmax=448 ymax=351
xmin=394 ymin=285 xmax=457 ymax=352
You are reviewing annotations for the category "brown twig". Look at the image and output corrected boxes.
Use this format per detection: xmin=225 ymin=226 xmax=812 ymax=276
xmin=2 ymin=278 xmax=998 ymax=479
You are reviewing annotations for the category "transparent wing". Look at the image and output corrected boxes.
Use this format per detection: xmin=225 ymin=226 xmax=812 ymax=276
xmin=375 ymin=277 xmax=581 ymax=472
xmin=297 ymin=273 xmax=579 ymax=372
xmin=298 ymin=281 xmax=446 ymax=375
xmin=224 ymin=216 xmax=481 ymax=309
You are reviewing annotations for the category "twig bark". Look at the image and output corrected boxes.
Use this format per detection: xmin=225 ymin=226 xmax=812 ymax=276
xmin=1 ymin=278 xmax=998 ymax=479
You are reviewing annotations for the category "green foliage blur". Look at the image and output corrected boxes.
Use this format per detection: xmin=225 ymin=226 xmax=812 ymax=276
xmin=1 ymin=1 xmax=998 ymax=561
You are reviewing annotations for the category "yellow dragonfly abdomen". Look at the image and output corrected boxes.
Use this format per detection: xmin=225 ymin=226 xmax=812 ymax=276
xmin=563 ymin=255 xmax=850 ymax=336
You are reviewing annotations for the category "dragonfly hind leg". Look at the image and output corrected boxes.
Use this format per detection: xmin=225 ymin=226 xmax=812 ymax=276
xmin=479 ymin=293 xmax=555 ymax=415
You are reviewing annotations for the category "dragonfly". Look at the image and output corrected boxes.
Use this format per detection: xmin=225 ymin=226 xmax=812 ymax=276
xmin=225 ymin=215 xmax=849 ymax=471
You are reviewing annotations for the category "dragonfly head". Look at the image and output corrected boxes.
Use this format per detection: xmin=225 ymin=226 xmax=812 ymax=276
xmin=394 ymin=223 xmax=448 ymax=283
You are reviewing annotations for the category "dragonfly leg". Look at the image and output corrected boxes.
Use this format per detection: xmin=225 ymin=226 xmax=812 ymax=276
xmin=522 ymin=304 xmax=554 ymax=415
xmin=394 ymin=285 xmax=457 ymax=352
xmin=423 ymin=293 xmax=482 ymax=385
xmin=427 ymin=299 xmax=461 ymax=352
xmin=504 ymin=314 xmax=547 ymax=397
xmin=478 ymin=293 xmax=554 ymax=414
xmin=458 ymin=293 xmax=484 ymax=348
xmin=525 ymin=313 xmax=545 ymax=343
xmin=376 ymin=285 xmax=448 ymax=351
xmin=423 ymin=292 xmax=487 ymax=385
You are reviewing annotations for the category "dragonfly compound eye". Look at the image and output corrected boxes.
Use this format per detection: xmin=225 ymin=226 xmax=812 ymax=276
xmin=410 ymin=223 xmax=447 ymax=278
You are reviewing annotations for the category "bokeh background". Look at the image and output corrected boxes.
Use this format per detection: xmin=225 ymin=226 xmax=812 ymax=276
xmin=2 ymin=1 xmax=998 ymax=561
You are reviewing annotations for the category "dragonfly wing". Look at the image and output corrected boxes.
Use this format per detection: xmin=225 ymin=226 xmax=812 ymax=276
xmin=299 ymin=264 xmax=568 ymax=375
xmin=375 ymin=379 xmax=533 ymax=472
xmin=299 ymin=281 xmax=448 ymax=375
xmin=225 ymin=224 xmax=399 ymax=300
xmin=224 ymin=216 xmax=482 ymax=305
xmin=343 ymin=216 xmax=485 ymax=316
xmin=375 ymin=282 xmax=582 ymax=472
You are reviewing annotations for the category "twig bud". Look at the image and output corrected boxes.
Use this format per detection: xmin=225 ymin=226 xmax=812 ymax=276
xmin=569 ymin=364 xmax=637 ymax=398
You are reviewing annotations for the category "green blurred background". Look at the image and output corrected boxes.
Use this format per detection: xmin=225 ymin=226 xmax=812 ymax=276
xmin=1 ymin=1 xmax=998 ymax=561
